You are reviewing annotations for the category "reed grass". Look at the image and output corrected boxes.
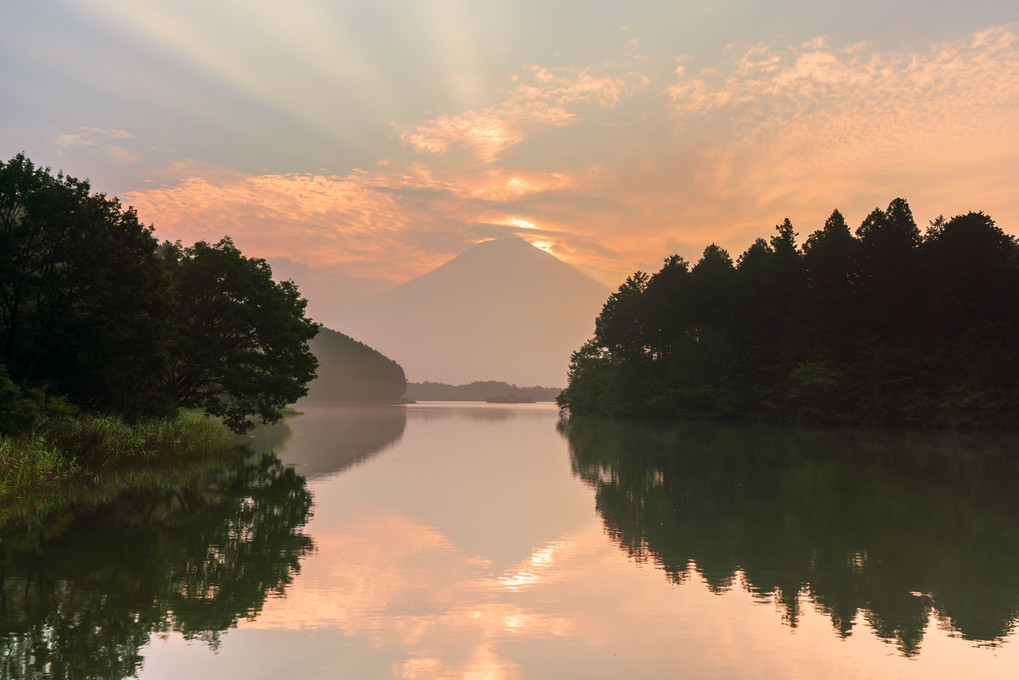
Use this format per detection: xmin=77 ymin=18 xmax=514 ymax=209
xmin=0 ymin=413 xmax=237 ymax=518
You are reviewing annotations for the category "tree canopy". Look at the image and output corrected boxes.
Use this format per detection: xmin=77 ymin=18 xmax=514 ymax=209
xmin=558 ymin=198 xmax=1019 ymax=428
xmin=0 ymin=154 xmax=319 ymax=432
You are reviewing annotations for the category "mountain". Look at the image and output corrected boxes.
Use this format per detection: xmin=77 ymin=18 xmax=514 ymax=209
xmin=333 ymin=237 xmax=610 ymax=387
xmin=302 ymin=326 xmax=406 ymax=402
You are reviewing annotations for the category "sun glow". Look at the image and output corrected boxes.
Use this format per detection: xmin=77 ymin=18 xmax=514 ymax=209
xmin=504 ymin=217 xmax=538 ymax=230
xmin=529 ymin=240 xmax=555 ymax=254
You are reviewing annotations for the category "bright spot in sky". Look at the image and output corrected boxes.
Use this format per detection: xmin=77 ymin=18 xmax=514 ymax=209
xmin=530 ymin=240 xmax=555 ymax=254
xmin=505 ymin=217 xmax=538 ymax=230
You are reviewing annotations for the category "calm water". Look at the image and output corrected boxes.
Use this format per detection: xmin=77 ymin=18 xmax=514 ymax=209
xmin=3 ymin=402 xmax=1019 ymax=678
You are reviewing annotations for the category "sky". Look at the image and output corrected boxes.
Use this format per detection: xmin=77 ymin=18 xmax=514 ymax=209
xmin=3 ymin=1 xmax=1018 ymax=301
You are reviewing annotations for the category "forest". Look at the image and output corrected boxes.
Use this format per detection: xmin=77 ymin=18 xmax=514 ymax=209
xmin=558 ymin=198 xmax=1019 ymax=428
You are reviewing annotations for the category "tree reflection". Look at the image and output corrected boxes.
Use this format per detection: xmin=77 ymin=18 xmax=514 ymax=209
xmin=562 ymin=418 xmax=1019 ymax=656
xmin=0 ymin=453 xmax=313 ymax=679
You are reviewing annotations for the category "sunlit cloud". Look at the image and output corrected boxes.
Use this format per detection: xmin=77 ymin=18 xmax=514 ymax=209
xmin=502 ymin=217 xmax=538 ymax=230
xmin=124 ymin=155 xmax=626 ymax=290
xmin=106 ymin=146 xmax=141 ymax=164
xmin=465 ymin=169 xmax=582 ymax=201
xmin=54 ymin=126 xmax=141 ymax=164
xmin=401 ymin=64 xmax=646 ymax=163
xmin=55 ymin=134 xmax=94 ymax=148
xmin=81 ymin=126 xmax=133 ymax=139
xmin=56 ymin=127 xmax=134 ymax=147
xmin=618 ymin=24 xmax=1019 ymax=266
xmin=402 ymin=109 xmax=524 ymax=162
xmin=126 ymin=167 xmax=440 ymax=277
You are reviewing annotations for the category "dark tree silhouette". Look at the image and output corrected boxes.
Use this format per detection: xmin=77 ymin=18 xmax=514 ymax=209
xmin=0 ymin=154 xmax=169 ymax=416
xmin=559 ymin=198 xmax=1019 ymax=428
xmin=157 ymin=238 xmax=319 ymax=431
xmin=0 ymin=155 xmax=320 ymax=432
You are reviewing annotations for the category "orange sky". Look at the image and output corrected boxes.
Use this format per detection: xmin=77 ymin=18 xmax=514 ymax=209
xmin=3 ymin=4 xmax=1018 ymax=299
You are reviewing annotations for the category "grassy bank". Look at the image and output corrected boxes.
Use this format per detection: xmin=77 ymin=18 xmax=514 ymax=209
xmin=0 ymin=413 xmax=239 ymax=526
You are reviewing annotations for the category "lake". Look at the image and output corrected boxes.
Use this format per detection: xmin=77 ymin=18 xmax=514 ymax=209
xmin=3 ymin=402 xmax=1019 ymax=678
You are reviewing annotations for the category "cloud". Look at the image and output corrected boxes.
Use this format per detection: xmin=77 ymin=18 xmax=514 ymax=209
xmin=124 ymin=156 xmax=621 ymax=289
xmin=401 ymin=64 xmax=646 ymax=163
xmin=651 ymin=24 xmax=1019 ymax=254
xmin=106 ymin=145 xmax=141 ymax=164
xmin=667 ymin=24 xmax=1019 ymax=139
xmin=401 ymin=109 xmax=523 ymax=162
xmin=54 ymin=127 xmax=141 ymax=164
xmin=81 ymin=127 xmax=133 ymax=139
xmin=55 ymin=134 xmax=95 ymax=148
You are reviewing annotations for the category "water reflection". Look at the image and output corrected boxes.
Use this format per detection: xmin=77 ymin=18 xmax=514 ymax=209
xmin=251 ymin=405 xmax=406 ymax=480
xmin=406 ymin=401 xmax=556 ymax=422
xmin=0 ymin=453 xmax=313 ymax=680
xmin=562 ymin=417 xmax=1019 ymax=656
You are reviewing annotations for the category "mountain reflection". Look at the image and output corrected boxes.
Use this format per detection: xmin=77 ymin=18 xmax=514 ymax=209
xmin=562 ymin=418 xmax=1019 ymax=656
xmin=253 ymin=405 xmax=406 ymax=480
xmin=0 ymin=453 xmax=313 ymax=680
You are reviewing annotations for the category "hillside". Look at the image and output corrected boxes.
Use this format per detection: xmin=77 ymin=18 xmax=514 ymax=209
xmin=303 ymin=327 xmax=407 ymax=402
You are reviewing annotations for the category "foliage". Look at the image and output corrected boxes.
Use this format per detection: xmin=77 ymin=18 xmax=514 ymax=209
xmin=0 ymin=154 xmax=319 ymax=433
xmin=0 ymin=154 xmax=169 ymax=416
xmin=559 ymin=199 xmax=1019 ymax=427
xmin=158 ymin=239 xmax=319 ymax=431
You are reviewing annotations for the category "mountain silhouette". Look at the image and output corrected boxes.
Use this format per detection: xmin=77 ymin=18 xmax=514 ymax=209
xmin=334 ymin=237 xmax=609 ymax=386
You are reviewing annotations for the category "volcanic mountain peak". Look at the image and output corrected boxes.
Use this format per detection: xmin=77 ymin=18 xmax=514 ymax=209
xmin=380 ymin=237 xmax=603 ymax=297
xmin=334 ymin=237 xmax=610 ymax=386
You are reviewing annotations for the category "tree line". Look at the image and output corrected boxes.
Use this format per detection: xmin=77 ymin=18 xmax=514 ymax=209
xmin=558 ymin=198 xmax=1019 ymax=427
xmin=0 ymin=154 xmax=318 ymax=433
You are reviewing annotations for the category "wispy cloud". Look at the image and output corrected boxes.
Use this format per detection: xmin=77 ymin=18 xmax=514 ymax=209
xmin=125 ymin=157 xmax=615 ymax=286
xmin=81 ymin=126 xmax=133 ymax=139
xmin=401 ymin=64 xmax=646 ymax=163
xmin=54 ymin=126 xmax=140 ymax=164
xmin=105 ymin=145 xmax=141 ymax=164
xmin=667 ymin=25 xmax=1019 ymax=147
xmin=55 ymin=134 xmax=95 ymax=148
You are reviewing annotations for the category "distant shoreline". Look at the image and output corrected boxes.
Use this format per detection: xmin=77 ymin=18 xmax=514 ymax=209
xmin=404 ymin=381 xmax=561 ymax=403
